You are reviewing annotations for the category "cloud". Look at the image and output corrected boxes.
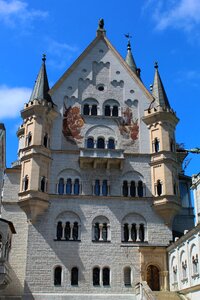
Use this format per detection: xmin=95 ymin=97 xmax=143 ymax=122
xmin=144 ymin=0 xmax=200 ymax=32
xmin=0 ymin=85 xmax=31 ymax=119
xmin=0 ymin=0 xmax=48 ymax=27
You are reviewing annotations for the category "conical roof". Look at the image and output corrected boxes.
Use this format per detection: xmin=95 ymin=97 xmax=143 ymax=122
xmin=125 ymin=39 xmax=137 ymax=74
xmin=29 ymin=54 xmax=53 ymax=104
xmin=152 ymin=62 xmax=171 ymax=109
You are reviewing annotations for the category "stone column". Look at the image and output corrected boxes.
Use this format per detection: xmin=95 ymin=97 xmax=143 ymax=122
xmin=62 ymin=223 xmax=65 ymax=240
xmin=128 ymin=224 xmax=132 ymax=242
xmin=99 ymin=224 xmax=103 ymax=241
xmin=136 ymin=224 xmax=140 ymax=242
xmin=70 ymin=223 xmax=74 ymax=240
xmin=78 ymin=224 xmax=81 ymax=240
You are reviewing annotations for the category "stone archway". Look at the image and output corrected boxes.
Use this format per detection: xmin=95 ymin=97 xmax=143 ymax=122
xmin=146 ymin=265 xmax=160 ymax=291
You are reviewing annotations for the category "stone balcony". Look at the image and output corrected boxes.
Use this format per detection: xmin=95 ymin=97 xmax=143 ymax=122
xmin=79 ymin=148 xmax=124 ymax=169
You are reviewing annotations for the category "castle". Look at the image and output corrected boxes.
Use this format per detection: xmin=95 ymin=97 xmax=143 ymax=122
xmin=0 ymin=20 xmax=197 ymax=300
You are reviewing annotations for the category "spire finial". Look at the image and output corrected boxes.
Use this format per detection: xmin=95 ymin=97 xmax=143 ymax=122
xmin=96 ymin=18 xmax=106 ymax=37
xmin=42 ymin=53 xmax=46 ymax=62
xmin=98 ymin=18 xmax=104 ymax=30
xmin=125 ymin=33 xmax=132 ymax=50
xmin=154 ymin=61 xmax=158 ymax=69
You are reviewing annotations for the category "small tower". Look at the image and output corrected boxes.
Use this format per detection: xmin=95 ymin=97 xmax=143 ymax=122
xmin=125 ymin=35 xmax=141 ymax=77
xmin=143 ymin=62 xmax=180 ymax=225
xmin=18 ymin=55 xmax=58 ymax=222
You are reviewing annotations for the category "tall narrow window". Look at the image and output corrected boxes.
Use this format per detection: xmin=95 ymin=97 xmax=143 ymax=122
xmin=87 ymin=137 xmax=94 ymax=148
xmin=108 ymin=138 xmax=115 ymax=149
xmin=130 ymin=181 xmax=136 ymax=197
xmin=154 ymin=138 xmax=159 ymax=153
xmin=74 ymin=179 xmax=80 ymax=195
xmin=71 ymin=267 xmax=78 ymax=286
xmin=112 ymin=105 xmax=118 ymax=117
xmin=102 ymin=180 xmax=108 ymax=196
xmin=93 ymin=267 xmax=100 ymax=286
xmin=124 ymin=267 xmax=131 ymax=286
xmin=182 ymin=261 xmax=187 ymax=279
xmin=54 ymin=266 xmax=62 ymax=286
xmin=65 ymin=222 xmax=70 ymax=240
xmin=124 ymin=223 xmax=129 ymax=242
xmin=103 ymin=268 xmax=110 ymax=286
xmin=94 ymin=223 xmax=100 ymax=241
xmin=91 ymin=105 xmax=97 ymax=116
xmin=73 ymin=222 xmax=79 ymax=241
xmin=95 ymin=180 xmax=100 ymax=196
xmin=43 ymin=133 xmax=48 ymax=148
xmin=131 ymin=224 xmax=137 ymax=242
xmin=56 ymin=221 xmax=63 ymax=240
xmin=123 ymin=181 xmax=128 ymax=197
xmin=157 ymin=180 xmax=162 ymax=196
xmin=97 ymin=138 xmax=105 ymax=149
xmin=27 ymin=132 xmax=32 ymax=146
xmin=105 ymin=105 xmax=111 ymax=116
xmin=139 ymin=224 xmax=145 ymax=242
xmin=137 ymin=181 xmax=143 ymax=197
xmin=41 ymin=176 xmax=46 ymax=192
xmin=58 ymin=178 xmax=64 ymax=195
xmin=102 ymin=223 xmax=108 ymax=241
xmin=83 ymin=104 xmax=90 ymax=115
xmin=24 ymin=175 xmax=29 ymax=191
xmin=66 ymin=178 xmax=72 ymax=194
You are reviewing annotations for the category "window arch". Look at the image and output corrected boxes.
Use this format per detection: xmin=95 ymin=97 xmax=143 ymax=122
xmin=87 ymin=137 xmax=94 ymax=148
xmin=103 ymin=267 xmax=110 ymax=286
xmin=124 ymin=267 xmax=131 ymax=286
xmin=58 ymin=178 xmax=64 ymax=195
xmin=54 ymin=266 xmax=62 ymax=286
xmin=71 ymin=267 xmax=79 ymax=286
xmin=93 ymin=267 xmax=100 ymax=286
xmin=97 ymin=137 xmax=105 ymax=149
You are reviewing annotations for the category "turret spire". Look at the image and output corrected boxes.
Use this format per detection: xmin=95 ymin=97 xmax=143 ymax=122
xmin=152 ymin=62 xmax=171 ymax=109
xmin=125 ymin=34 xmax=137 ymax=75
xmin=29 ymin=54 xmax=53 ymax=104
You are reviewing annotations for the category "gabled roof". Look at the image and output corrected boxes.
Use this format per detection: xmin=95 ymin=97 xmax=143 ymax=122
xmin=50 ymin=31 xmax=153 ymax=102
xmin=152 ymin=62 xmax=171 ymax=109
xmin=29 ymin=54 xmax=53 ymax=104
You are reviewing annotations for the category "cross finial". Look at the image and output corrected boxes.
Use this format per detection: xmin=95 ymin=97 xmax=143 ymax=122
xmin=42 ymin=53 xmax=46 ymax=62
xmin=154 ymin=61 xmax=158 ymax=69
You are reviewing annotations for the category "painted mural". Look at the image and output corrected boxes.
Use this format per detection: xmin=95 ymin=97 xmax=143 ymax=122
xmin=119 ymin=107 xmax=139 ymax=146
xmin=62 ymin=105 xmax=84 ymax=143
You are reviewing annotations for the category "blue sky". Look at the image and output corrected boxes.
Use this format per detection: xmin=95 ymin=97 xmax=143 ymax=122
xmin=0 ymin=0 xmax=199 ymax=176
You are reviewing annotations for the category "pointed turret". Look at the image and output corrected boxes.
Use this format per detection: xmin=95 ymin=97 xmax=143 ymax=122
xmin=152 ymin=62 xmax=171 ymax=109
xmin=29 ymin=54 xmax=53 ymax=104
xmin=125 ymin=38 xmax=137 ymax=75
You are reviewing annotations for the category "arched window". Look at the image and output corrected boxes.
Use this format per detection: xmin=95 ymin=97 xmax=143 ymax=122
xmin=103 ymin=267 xmax=110 ymax=286
xmin=102 ymin=180 xmax=108 ymax=196
xmin=23 ymin=175 xmax=29 ymax=191
xmin=87 ymin=137 xmax=94 ymax=148
xmin=124 ymin=223 xmax=129 ymax=242
xmin=58 ymin=178 xmax=64 ymax=195
xmin=27 ymin=132 xmax=32 ymax=146
xmin=137 ymin=181 xmax=143 ymax=197
xmin=124 ymin=267 xmax=131 ymax=286
xmin=130 ymin=181 xmax=136 ymax=197
xmin=66 ymin=178 xmax=72 ymax=194
xmin=139 ymin=224 xmax=145 ymax=242
xmin=74 ymin=179 xmax=80 ymax=195
xmin=41 ymin=176 xmax=46 ymax=192
xmin=123 ymin=181 xmax=128 ymax=197
xmin=105 ymin=105 xmax=111 ymax=116
xmin=83 ymin=104 xmax=90 ymax=115
xmin=108 ymin=138 xmax=115 ymax=149
xmin=102 ymin=223 xmax=108 ymax=241
xmin=54 ymin=266 xmax=62 ymax=286
xmin=56 ymin=221 xmax=63 ymax=240
xmin=97 ymin=138 xmax=105 ymax=149
xmin=65 ymin=222 xmax=70 ymax=240
xmin=112 ymin=105 xmax=118 ymax=116
xmin=154 ymin=138 xmax=159 ymax=153
xmin=93 ymin=267 xmax=100 ymax=286
xmin=43 ymin=133 xmax=48 ymax=148
xmin=91 ymin=105 xmax=97 ymax=116
xmin=73 ymin=222 xmax=79 ymax=240
xmin=94 ymin=180 xmax=100 ymax=196
xmin=157 ymin=180 xmax=162 ymax=196
xmin=94 ymin=223 xmax=100 ymax=241
xmin=71 ymin=267 xmax=78 ymax=286
xmin=131 ymin=224 xmax=137 ymax=242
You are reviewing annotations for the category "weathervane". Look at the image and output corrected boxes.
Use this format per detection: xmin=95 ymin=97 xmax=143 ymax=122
xmin=124 ymin=33 xmax=132 ymax=42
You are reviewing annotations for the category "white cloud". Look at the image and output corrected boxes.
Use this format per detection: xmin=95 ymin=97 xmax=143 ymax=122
xmin=0 ymin=0 xmax=48 ymax=27
xmin=144 ymin=0 xmax=200 ymax=32
xmin=0 ymin=85 xmax=31 ymax=119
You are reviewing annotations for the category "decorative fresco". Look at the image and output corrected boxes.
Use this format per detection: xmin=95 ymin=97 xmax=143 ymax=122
xmin=119 ymin=107 xmax=139 ymax=145
xmin=62 ymin=105 xmax=84 ymax=143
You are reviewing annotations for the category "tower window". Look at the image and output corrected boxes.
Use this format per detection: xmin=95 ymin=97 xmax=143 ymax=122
xmin=26 ymin=132 xmax=32 ymax=146
xmin=93 ymin=267 xmax=100 ymax=286
xmin=43 ymin=133 xmax=48 ymax=148
xmin=71 ymin=267 xmax=79 ymax=286
xmin=103 ymin=267 xmax=110 ymax=286
xmin=157 ymin=180 xmax=162 ymax=196
xmin=97 ymin=138 xmax=105 ymax=149
xmin=154 ymin=138 xmax=159 ymax=153
xmin=54 ymin=266 xmax=62 ymax=286
xmin=23 ymin=175 xmax=29 ymax=191
xmin=40 ymin=176 xmax=46 ymax=192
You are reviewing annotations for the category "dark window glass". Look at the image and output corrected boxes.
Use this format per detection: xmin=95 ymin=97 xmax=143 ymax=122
xmin=58 ymin=178 xmax=64 ymax=195
xmin=94 ymin=223 xmax=100 ymax=241
xmin=65 ymin=222 xmax=70 ymax=240
xmin=108 ymin=138 xmax=115 ymax=149
xmin=131 ymin=224 xmax=137 ymax=242
xmin=56 ymin=221 xmax=63 ymax=240
xmin=139 ymin=224 xmax=144 ymax=242
xmin=102 ymin=223 xmax=107 ymax=241
xmin=83 ymin=104 xmax=90 ymax=115
xmin=66 ymin=178 xmax=72 ymax=194
xmin=103 ymin=268 xmax=110 ymax=286
xmin=97 ymin=138 xmax=105 ymax=149
xmin=124 ymin=267 xmax=131 ymax=286
xmin=102 ymin=180 xmax=108 ymax=196
xmin=54 ymin=266 xmax=62 ymax=286
xmin=87 ymin=137 xmax=94 ymax=148
xmin=71 ymin=267 xmax=78 ymax=286
xmin=91 ymin=105 xmax=97 ymax=116
xmin=93 ymin=267 xmax=100 ymax=286
xmin=74 ymin=179 xmax=80 ymax=195
xmin=154 ymin=138 xmax=159 ymax=153
xmin=105 ymin=105 xmax=111 ymax=116
xmin=157 ymin=180 xmax=162 ymax=196
xmin=95 ymin=180 xmax=100 ymax=196
xmin=137 ymin=181 xmax=143 ymax=197
xmin=123 ymin=181 xmax=128 ymax=197
xmin=24 ymin=176 xmax=29 ymax=191
xmin=73 ymin=222 xmax=79 ymax=240
xmin=43 ymin=134 xmax=48 ymax=148
xmin=124 ymin=223 xmax=129 ymax=242
xmin=112 ymin=105 xmax=118 ymax=116
xmin=130 ymin=181 xmax=136 ymax=197
xmin=41 ymin=177 xmax=46 ymax=192
xmin=27 ymin=132 xmax=32 ymax=146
